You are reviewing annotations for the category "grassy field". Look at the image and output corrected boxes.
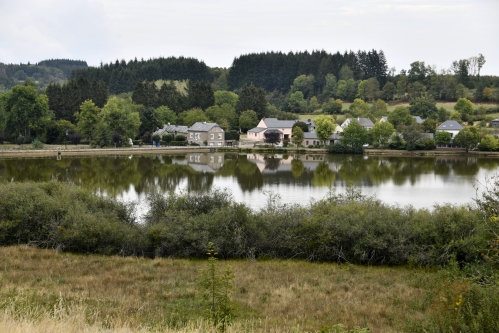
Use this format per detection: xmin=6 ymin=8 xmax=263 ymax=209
xmin=0 ymin=246 xmax=469 ymax=333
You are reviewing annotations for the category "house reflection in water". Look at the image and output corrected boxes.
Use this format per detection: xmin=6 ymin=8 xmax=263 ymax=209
xmin=171 ymin=153 xmax=224 ymax=173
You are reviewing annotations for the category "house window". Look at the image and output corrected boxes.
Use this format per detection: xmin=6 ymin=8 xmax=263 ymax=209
xmin=190 ymin=133 xmax=193 ymax=138
xmin=195 ymin=133 xmax=200 ymax=140
xmin=218 ymin=133 xmax=222 ymax=139
xmin=211 ymin=134 xmax=214 ymax=139
xmin=306 ymin=141 xmax=309 ymax=145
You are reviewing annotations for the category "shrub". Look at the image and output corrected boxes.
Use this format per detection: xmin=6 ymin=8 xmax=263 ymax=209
xmin=175 ymin=134 xmax=187 ymax=142
xmin=152 ymin=134 xmax=161 ymax=143
xmin=31 ymin=138 xmax=44 ymax=150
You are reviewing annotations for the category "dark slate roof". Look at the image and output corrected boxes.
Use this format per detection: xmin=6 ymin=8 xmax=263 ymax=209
xmin=189 ymin=122 xmax=220 ymax=132
xmin=262 ymin=118 xmax=296 ymax=128
xmin=153 ymin=124 xmax=188 ymax=136
xmin=436 ymin=120 xmax=464 ymax=131
xmin=248 ymin=127 xmax=266 ymax=133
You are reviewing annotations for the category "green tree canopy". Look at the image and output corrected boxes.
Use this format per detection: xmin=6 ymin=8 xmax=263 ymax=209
xmin=399 ymin=122 xmax=424 ymax=150
xmin=179 ymin=108 xmax=210 ymax=126
xmin=4 ymin=84 xmax=51 ymax=140
xmin=409 ymin=97 xmax=438 ymax=119
xmin=287 ymin=91 xmax=308 ymax=113
xmin=348 ymin=98 xmax=369 ymax=118
xmin=322 ymin=98 xmax=343 ymax=115
xmin=75 ymin=100 xmax=101 ymax=140
xmin=435 ymin=131 xmax=451 ymax=147
xmin=453 ymin=126 xmax=480 ymax=152
xmin=290 ymin=74 xmax=315 ymax=98
xmin=214 ymin=90 xmax=239 ymax=108
xmin=454 ymin=98 xmax=474 ymax=120
xmin=205 ymin=104 xmax=238 ymax=130
xmin=101 ymin=97 xmax=141 ymax=139
xmin=371 ymin=121 xmax=395 ymax=148
xmin=236 ymin=84 xmax=268 ymax=118
xmin=388 ymin=106 xmax=413 ymax=129
xmin=340 ymin=119 xmax=368 ymax=152
xmin=291 ymin=126 xmax=304 ymax=147
xmin=186 ymin=80 xmax=214 ymax=110
xmin=314 ymin=115 xmax=336 ymax=147
xmin=239 ymin=110 xmax=259 ymax=132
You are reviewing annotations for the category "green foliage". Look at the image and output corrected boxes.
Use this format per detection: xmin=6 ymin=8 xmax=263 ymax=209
xmin=4 ymin=84 xmax=51 ymax=140
xmin=388 ymin=106 xmax=414 ymax=129
xmin=0 ymin=181 xmax=140 ymax=254
xmin=409 ymin=97 xmax=438 ymax=119
xmin=198 ymin=242 xmax=234 ymax=332
xmin=75 ymin=100 xmax=101 ymax=140
xmin=339 ymin=119 xmax=368 ymax=152
xmin=175 ymin=134 xmax=187 ymax=142
xmin=348 ymin=99 xmax=369 ymax=118
xmin=101 ymin=97 xmax=141 ymax=139
xmin=322 ymin=98 xmax=343 ymax=115
xmin=205 ymin=104 xmax=238 ymax=131
xmin=399 ymin=122 xmax=424 ymax=150
xmin=239 ymin=110 xmax=259 ymax=132
xmin=291 ymin=126 xmax=305 ymax=147
xmin=435 ymin=131 xmax=452 ymax=147
xmin=315 ymin=115 xmax=336 ymax=147
xmin=454 ymin=98 xmax=474 ymax=121
xmin=31 ymin=138 xmax=44 ymax=150
xmin=453 ymin=126 xmax=480 ymax=152
xmin=371 ymin=121 xmax=394 ymax=148
xmin=236 ymin=84 xmax=268 ymax=119
xmin=180 ymin=108 xmax=209 ymax=127
xmin=187 ymin=80 xmax=215 ymax=110
xmin=287 ymin=91 xmax=308 ymax=113
xmin=162 ymin=133 xmax=174 ymax=144
xmin=290 ymin=74 xmax=315 ymax=98
xmin=478 ymin=135 xmax=498 ymax=151
xmin=214 ymin=90 xmax=238 ymax=108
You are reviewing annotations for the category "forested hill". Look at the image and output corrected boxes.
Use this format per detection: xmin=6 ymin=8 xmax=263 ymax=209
xmin=227 ymin=50 xmax=388 ymax=92
xmin=38 ymin=59 xmax=88 ymax=77
xmin=0 ymin=59 xmax=87 ymax=92
xmin=71 ymin=57 xmax=213 ymax=95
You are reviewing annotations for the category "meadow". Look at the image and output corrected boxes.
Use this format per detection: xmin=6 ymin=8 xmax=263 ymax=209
xmin=2 ymin=245 xmax=494 ymax=333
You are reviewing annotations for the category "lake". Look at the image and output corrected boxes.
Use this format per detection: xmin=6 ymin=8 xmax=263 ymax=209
xmin=1 ymin=152 xmax=498 ymax=214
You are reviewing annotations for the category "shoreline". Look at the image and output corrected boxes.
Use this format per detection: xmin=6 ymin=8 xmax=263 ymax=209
xmin=2 ymin=144 xmax=499 ymax=158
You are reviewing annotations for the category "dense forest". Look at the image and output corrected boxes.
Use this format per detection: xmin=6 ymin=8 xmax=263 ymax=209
xmin=0 ymin=59 xmax=87 ymax=92
xmin=72 ymin=57 xmax=214 ymax=94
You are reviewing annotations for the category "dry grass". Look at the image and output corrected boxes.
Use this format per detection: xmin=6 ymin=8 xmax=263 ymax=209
xmin=0 ymin=246 xmax=444 ymax=332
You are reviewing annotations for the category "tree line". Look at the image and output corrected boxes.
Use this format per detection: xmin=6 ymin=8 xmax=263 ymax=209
xmin=72 ymin=57 xmax=214 ymax=94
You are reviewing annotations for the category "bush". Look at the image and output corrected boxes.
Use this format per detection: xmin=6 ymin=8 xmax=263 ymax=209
xmin=31 ymin=138 xmax=44 ymax=150
xmin=162 ymin=133 xmax=174 ymax=144
xmin=225 ymin=130 xmax=240 ymax=141
xmin=175 ymin=134 xmax=187 ymax=142
xmin=170 ymin=141 xmax=188 ymax=146
xmin=152 ymin=134 xmax=161 ymax=143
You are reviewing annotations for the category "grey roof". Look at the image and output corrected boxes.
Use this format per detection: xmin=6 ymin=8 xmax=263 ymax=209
xmin=344 ymin=118 xmax=375 ymax=128
xmin=262 ymin=118 xmax=296 ymax=128
xmin=491 ymin=118 xmax=499 ymax=122
xmin=436 ymin=120 xmax=464 ymax=131
xmin=189 ymin=122 xmax=221 ymax=132
xmin=412 ymin=116 xmax=424 ymax=124
xmin=248 ymin=127 xmax=266 ymax=133
xmin=153 ymin=124 xmax=188 ymax=137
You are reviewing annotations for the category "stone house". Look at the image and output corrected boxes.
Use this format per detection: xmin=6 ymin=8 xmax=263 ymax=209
xmin=188 ymin=122 xmax=225 ymax=146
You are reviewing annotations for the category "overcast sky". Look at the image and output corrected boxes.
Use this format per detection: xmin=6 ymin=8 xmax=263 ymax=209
xmin=0 ymin=0 xmax=498 ymax=75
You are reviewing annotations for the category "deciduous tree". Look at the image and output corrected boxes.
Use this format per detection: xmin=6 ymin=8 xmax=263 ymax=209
xmin=291 ymin=126 xmax=304 ymax=147
xmin=453 ymin=126 xmax=480 ymax=152
xmin=371 ymin=121 xmax=394 ymax=148
xmin=314 ymin=115 xmax=336 ymax=147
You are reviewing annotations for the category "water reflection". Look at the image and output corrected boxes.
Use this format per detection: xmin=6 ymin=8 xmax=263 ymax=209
xmin=1 ymin=153 xmax=498 ymax=209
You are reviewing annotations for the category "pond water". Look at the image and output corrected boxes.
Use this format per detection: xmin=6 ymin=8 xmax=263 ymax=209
xmin=1 ymin=152 xmax=498 ymax=214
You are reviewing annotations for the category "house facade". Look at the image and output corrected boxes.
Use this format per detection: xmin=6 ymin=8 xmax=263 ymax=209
xmin=188 ymin=122 xmax=225 ymax=146
xmin=302 ymin=132 xmax=342 ymax=146
xmin=247 ymin=118 xmax=297 ymax=141
xmin=436 ymin=120 xmax=463 ymax=148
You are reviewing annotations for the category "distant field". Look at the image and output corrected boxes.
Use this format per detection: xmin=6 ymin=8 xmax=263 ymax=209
xmin=299 ymin=102 xmax=499 ymax=120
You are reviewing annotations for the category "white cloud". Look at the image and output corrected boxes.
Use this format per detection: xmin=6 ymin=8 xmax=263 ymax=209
xmin=0 ymin=0 xmax=498 ymax=74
